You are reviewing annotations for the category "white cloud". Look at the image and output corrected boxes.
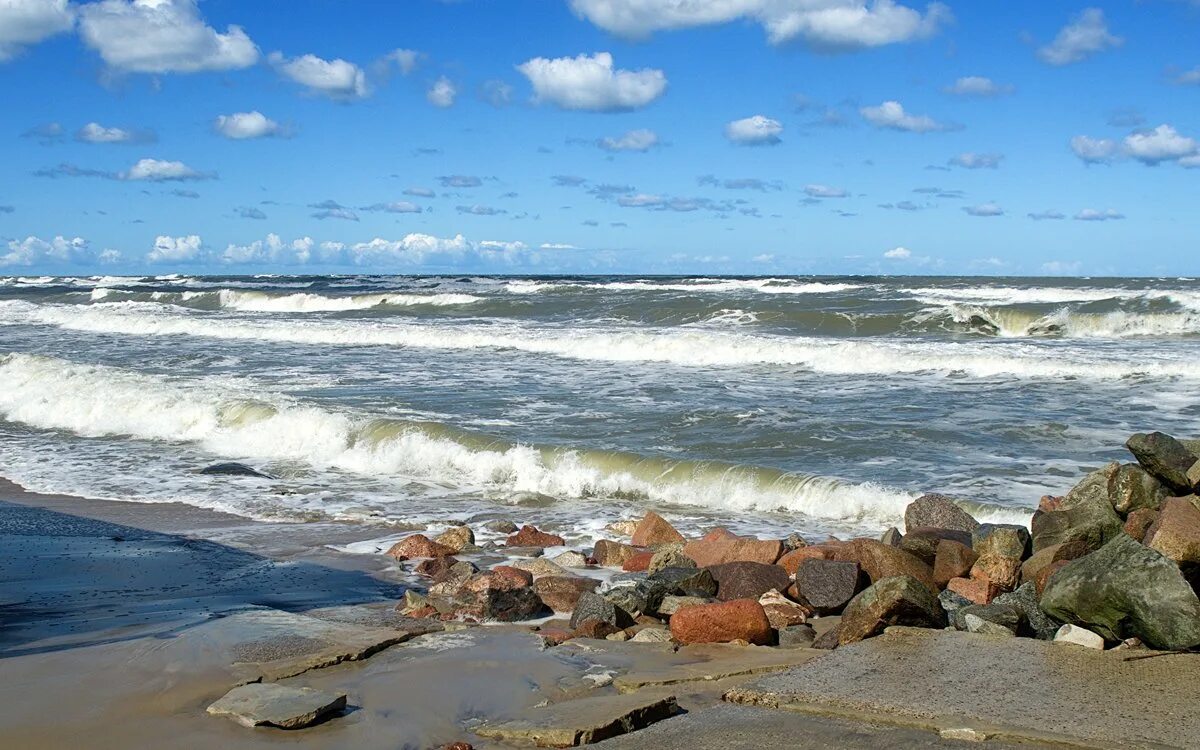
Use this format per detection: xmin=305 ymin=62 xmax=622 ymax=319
xmin=1070 ymin=135 xmax=1118 ymax=164
xmin=76 ymin=122 xmax=141 ymax=143
xmin=223 ymin=233 xmax=313 ymax=264
xmin=427 ymin=76 xmax=457 ymax=107
xmin=121 ymin=158 xmax=209 ymax=181
xmin=599 ymin=128 xmax=659 ymax=151
xmin=949 ymin=152 xmax=1003 ymax=169
xmin=1180 ymin=155 xmax=1200 ymax=169
xmin=804 ymin=184 xmax=848 ymax=198
xmin=79 ymin=0 xmax=258 ymax=73
xmin=269 ymin=51 xmax=369 ymax=100
xmin=1174 ymin=67 xmax=1200 ymax=86
xmin=385 ymin=48 xmax=422 ymax=75
xmin=146 ymin=234 xmax=202 ymax=263
xmin=0 ymin=0 xmax=75 ymax=62
xmin=1 ymin=234 xmax=95 ymax=267
xmin=963 ymin=202 xmax=1003 ymax=217
xmin=333 ymin=233 xmax=535 ymax=266
xmin=363 ymin=201 xmax=424 ymax=214
xmin=860 ymin=101 xmax=947 ymax=132
xmin=1123 ymin=124 xmax=1197 ymax=165
xmin=943 ymin=76 xmax=1013 ymax=97
xmin=1037 ymin=8 xmax=1121 ymax=66
xmin=567 ymin=0 xmax=949 ymax=51
xmin=883 ymin=246 xmax=911 ymax=259
xmin=1074 ymin=208 xmax=1124 ymax=221
xmin=517 ymin=52 xmax=667 ymax=111
xmin=617 ymin=193 xmax=665 ymax=207
xmin=724 ymin=115 xmax=783 ymax=145
xmin=213 ymin=111 xmax=282 ymax=139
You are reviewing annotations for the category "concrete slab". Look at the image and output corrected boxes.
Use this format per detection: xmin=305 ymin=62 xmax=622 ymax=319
xmin=726 ymin=627 xmax=1200 ymax=749
xmin=206 ymin=683 xmax=347 ymax=729
xmin=613 ymin=646 xmax=824 ymax=693
xmin=475 ymin=692 xmax=679 ymax=747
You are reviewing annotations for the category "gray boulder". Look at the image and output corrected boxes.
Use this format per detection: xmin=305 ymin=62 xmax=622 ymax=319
xmin=600 ymin=573 xmax=668 ymax=617
xmin=1032 ymin=468 xmax=1123 ymax=554
xmin=793 ymin=559 xmax=862 ymax=614
xmin=570 ymin=591 xmax=634 ymax=630
xmin=648 ymin=566 xmax=718 ymax=598
xmin=1126 ymin=432 xmax=1198 ymax=494
xmin=973 ymin=524 xmax=1031 ymax=559
xmin=1110 ymin=463 xmax=1168 ymax=515
xmin=706 ymin=561 xmax=790 ymax=602
xmin=838 ymin=575 xmax=946 ymax=646
xmin=904 ymin=494 xmax=980 ymax=534
xmin=777 ymin=623 xmax=817 ymax=648
xmin=993 ymin=582 xmax=1060 ymax=640
xmin=954 ymin=603 xmax=1019 ymax=634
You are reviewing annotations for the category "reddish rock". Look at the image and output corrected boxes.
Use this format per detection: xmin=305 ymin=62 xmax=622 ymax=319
xmin=1039 ymin=495 xmax=1064 ymax=513
xmin=387 ymin=534 xmax=456 ymax=561
xmin=631 ymin=511 xmax=685 ymax=547
xmin=536 ymin=628 xmax=574 ymax=647
xmin=491 ymin=565 xmax=536 ymax=589
xmin=573 ymin=617 xmax=620 ymax=639
xmin=777 ymin=543 xmax=841 ymax=574
xmin=1020 ymin=541 xmax=1088 ymax=589
xmin=969 ymin=553 xmax=1021 ymax=594
xmin=832 ymin=539 xmax=936 ymax=593
xmin=683 ymin=530 xmax=783 ymax=567
xmin=592 ymin=539 xmax=643 ymax=567
xmin=706 ymin=561 xmax=791 ymax=602
xmin=1124 ymin=507 xmax=1159 ymax=542
xmin=415 ymin=556 xmax=460 ymax=578
xmin=408 ymin=605 xmax=438 ymax=619
xmin=438 ymin=743 xmax=474 ymax=750
xmin=1145 ymin=496 xmax=1200 ymax=565
xmin=932 ymin=540 xmax=977 ymax=589
xmin=900 ymin=527 xmax=973 ymax=566
xmin=669 ymin=599 xmax=773 ymax=645
xmin=946 ymin=576 xmax=1003 ymax=605
xmin=506 ymin=525 xmax=565 ymax=548
xmin=533 ymin=576 xmax=600 ymax=613
xmin=621 ymin=551 xmax=655 ymax=572
xmin=1034 ymin=560 xmax=1071 ymax=596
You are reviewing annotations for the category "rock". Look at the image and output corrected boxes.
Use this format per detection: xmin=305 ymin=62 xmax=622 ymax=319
xmin=648 ymin=566 xmax=718 ymax=598
xmin=399 ymin=590 xmax=429 ymax=615
xmin=1031 ymin=469 xmax=1123 ymax=554
xmin=777 ymin=623 xmax=817 ymax=648
xmin=972 ymin=524 xmax=1031 ymax=559
xmin=551 ymin=550 xmax=590 ymax=568
xmin=932 ymin=540 xmax=977 ymax=589
xmin=592 ymin=539 xmax=643 ymax=568
xmin=899 ymin=527 xmax=973 ymax=566
xmin=534 ymin=576 xmax=600 ymax=613
xmin=683 ymin=529 xmax=782 ymax=567
xmin=574 ymin=618 xmax=620 ymax=639
xmin=512 ymin=557 xmax=570 ymax=579
xmin=456 ymin=571 xmax=546 ymax=621
xmin=706 ymin=561 xmax=791 ymax=602
xmin=759 ymin=589 xmax=810 ymax=628
xmin=387 ymin=534 xmax=456 ymax=561
xmin=601 ymin=573 xmax=668 ymax=617
xmin=570 ymin=591 xmax=634 ymax=630
xmin=605 ymin=519 xmax=639 ymax=537
xmin=463 ymin=566 xmax=533 ymax=593
xmin=207 ymin=683 xmax=347 ymax=729
xmin=811 ymin=624 xmax=841 ymax=649
xmin=940 ymin=728 xmax=993 ymax=742
xmin=433 ymin=560 xmax=479 ymax=586
xmin=946 ymin=576 xmax=1002 ymax=605
xmin=1041 ymin=533 xmax=1200 ymax=650
xmin=964 ymin=613 xmax=1016 ymax=637
xmin=606 ymin=630 xmax=630 ymax=641
xmin=475 ymin=692 xmax=679 ymax=747
xmin=783 ymin=532 xmax=808 ymax=551
xmin=777 ymin=544 xmax=840 ymax=574
xmin=631 ymin=511 xmax=685 ymax=547
xmin=434 ymin=525 xmax=474 ymax=553
xmin=1110 ymin=463 xmax=1168 ymax=515
xmin=1053 ymin=623 xmax=1105 ymax=650
xmin=669 ymin=599 xmax=774 ymax=645
xmin=621 ymin=551 xmax=654 ymax=572
xmin=1124 ymin=508 xmax=1159 ymax=541
xmin=792 ymin=559 xmax=861 ymax=614
xmin=833 ymin=539 xmax=937 ymax=593
xmin=993 ymin=582 xmax=1060 ymax=640
xmin=646 ymin=545 xmax=695 ymax=574
xmin=415 ymin=556 xmax=460 ymax=578
xmin=629 ymin=627 xmax=673 ymax=643
xmin=537 ymin=627 xmax=575 ymax=647
xmin=1020 ymin=541 xmax=1087 ymax=590
xmin=937 ymin=589 xmax=973 ymax=624
xmin=504 ymin=546 xmax=545 ymax=558
xmin=658 ymin=595 xmax=712 ymax=616
xmin=1126 ymin=432 xmax=1198 ymax=494
xmin=838 ymin=575 xmax=945 ymax=646
xmin=199 ymin=462 xmax=272 ymax=478
xmin=903 ymin=494 xmax=980 ymax=534
xmin=969 ymin=553 xmax=1022 ymax=594
xmin=955 ymin=603 xmax=1019 ymax=634
xmin=507 ymin=525 xmax=565 ymax=548
xmin=880 ymin=527 xmax=903 ymax=547
xmin=483 ymin=519 xmax=518 ymax=534
xmin=1144 ymin=496 xmax=1200 ymax=565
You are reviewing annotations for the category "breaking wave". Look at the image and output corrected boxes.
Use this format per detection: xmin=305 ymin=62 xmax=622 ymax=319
xmin=86 ymin=288 xmax=482 ymax=312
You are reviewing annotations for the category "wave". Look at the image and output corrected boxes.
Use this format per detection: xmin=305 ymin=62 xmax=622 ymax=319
xmin=505 ymin=279 xmax=864 ymax=295
xmin=917 ymin=305 xmax=1200 ymax=338
xmin=1 ymin=301 xmax=1193 ymax=380
xmin=85 ymin=288 xmax=483 ymax=312
xmin=0 ymin=352 xmax=983 ymax=526
xmin=905 ymin=286 xmax=1200 ymax=312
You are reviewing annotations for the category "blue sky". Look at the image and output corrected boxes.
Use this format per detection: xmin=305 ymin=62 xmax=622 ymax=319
xmin=0 ymin=0 xmax=1198 ymax=276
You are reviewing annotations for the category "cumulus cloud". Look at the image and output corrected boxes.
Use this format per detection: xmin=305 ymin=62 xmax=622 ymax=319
xmin=698 ymin=175 xmax=782 ymax=191
xmin=598 ymin=128 xmax=659 ymax=152
xmin=79 ymin=0 xmax=258 ymax=73
xmin=223 ymin=233 xmax=314 ymax=264
xmin=309 ymin=199 xmax=359 ymax=221
xmin=1036 ymin=8 xmax=1122 ymax=66
xmin=804 ymin=184 xmax=848 ymax=198
xmin=122 ymin=158 xmax=210 ymax=181
xmin=146 ymin=234 xmax=202 ymax=262
xmin=1 ymin=234 xmax=103 ymax=267
xmin=440 ymin=174 xmax=482 ymax=188
xmin=270 ymin=51 xmax=369 ymax=100
xmin=1028 ymin=210 xmax=1065 ymax=221
xmin=860 ymin=101 xmax=948 ymax=132
xmin=1070 ymin=135 xmax=1118 ymax=164
xmin=725 ymin=115 xmax=783 ymax=145
xmin=517 ymin=52 xmax=667 ymax=111
xmin=567 ymin=0 xmax=949 ymax=51
xmin=963 ymin=202 xmax=1003 ymax=217
xmin=427 ymin=76 xmax=457 ymax=107
xmin=943 ymin=76 xmax=1013 ymax=97
xmin=213 ymin=111 xmax=282 ymax=139
xmin=1123 ymin=124 xmax=1197 ymax=165
xmin=384 ymin=48 xmax=422 ymax=75
xmin=76 ymin=122 xmax=154 ymax=144
xmin=883 ymin=246 xmax=912 ymax=259
xmin=1074 ymin=208 xmax=1124 ymax=221
xmin=949 ymin=152 xmax=1003 ymax=169
xmin=0 ymin=0 xmax=75 ymax=62
xmin=328 ymin=233 xmax=537 ymax=267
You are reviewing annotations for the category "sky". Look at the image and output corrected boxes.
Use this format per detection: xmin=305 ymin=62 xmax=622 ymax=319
xmin=0 ymin=0 xmax=1198 ymax=277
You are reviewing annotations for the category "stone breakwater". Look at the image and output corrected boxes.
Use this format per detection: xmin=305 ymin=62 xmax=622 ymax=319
xmin=384 ymin=431 xmax=1200 ymax=654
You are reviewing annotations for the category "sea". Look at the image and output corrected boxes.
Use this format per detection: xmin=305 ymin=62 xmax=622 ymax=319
xmin=1 ymin=274 xmax=1196 ymax=545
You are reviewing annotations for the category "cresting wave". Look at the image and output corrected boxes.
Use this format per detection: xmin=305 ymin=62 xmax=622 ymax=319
xmin=920 ymin=304 xmax=1200 ymax=338
xmin=87 ymin=288 xmax=482 ymax=311
xmin=0 ymin=352 xmax=985 ymax=525
xmin=504 ymin=279 xmax=864 ymax=295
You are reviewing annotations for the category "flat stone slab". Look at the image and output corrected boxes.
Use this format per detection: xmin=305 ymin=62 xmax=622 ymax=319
xmin=206 ymin=683 xmax=347 ymax=729
xmin=725 ymin=627 xmax=1200 ymax=749
xmin=475 ymin=692 xmax=679 ymax=747
xmin=613 ymin=645 xmax=824 ymax=693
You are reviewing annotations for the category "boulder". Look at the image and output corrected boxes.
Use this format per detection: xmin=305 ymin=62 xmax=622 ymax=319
xmin=972 ymin=524 xmax=1031 ymax=560
xmin=457 ymin=585 xmax=546 ymax=622
xmin=483 ymin=519 xmax=518 ymax=534
xmin=648 ymin=566 xmax=718 ymax=598
xmin=646 ymin=545 xmax=695 ymax=574
xmin=683 ymin=529 xmax=782 ymax=567
xmin=570 ymin=591 xmax=634 ymax=630
xmin=838 ymin=575 xmax=945 ymax=646
xmin=1041 ymin=533 xmax=1200 ymax=650
xmin=551 ymin=550 xmax=590 ymax=568
xmin=1020 ymin=541 xmax=1087 ymax=589
xmin=669 ymin=599 xmax=773 ymax=645
xmin=631 ymin=511 xmax=685 ymax=547
xmin=415 ymin=556 xmax=460 ymax=578
xmin=207 ymin=683 xmax=346 ymax=729
xmin=574 ymin=618 xmax=621 ymax=639
xmin=1054 ymin=623 xmax=1104 ymax=650
xmin=463 ymin=566 xmax=533 ymax=593
xmin=792 ymin=559 xmax=862 ymax=614
xmin=199 ymin=462 xmax=272 ymax=478
xmin=629 ymin=627 xmax=673 ymax=643
xmin=534 ymin=576 xmax=600 ymax=613
xmin=706 ymin=561 xmax=791 ymax=602
xmin=1144 ymin=496 xmax=1200 ymax=566
xmin=621 ymin=551 xmax=655 ymax=572
xmin=592 ymin=539 xmax=643 ymax=568
xmin=932 ymin=540 xmax=977 ymax=589
xmin=1110 ymin=463 xmax=1168 ymax=515
xmin=880 ymin=527 xmax=903 ymax=547
xmin=507 ymin=525 xmax=565 ymax=548
xmin=758 ymin=589 xmax=811 ymax=628
xmin=903 ymin=494 xmax=980 ymax=534
xmin=937 ymin=589 xmax=973 ymax=624
xmin=953 ymin=603 xmax=1019 ymax=634
xmin=434 ymin=525 xmax=475 ymax=553
xmin=833 ymin=539 xmax=937 ymax=593
xmin=387 ymin=534 xmax=456 ymax=561
xmin=658 ymin=595 xmax=712 ymax=616
xmin=512 ymin=557 xmax=570 ymax=579
xmin=1126 ymin=432 xmax=1198 ymax=494
xmin=601 ymin=573 xmax=669 ymax=617
xmin=899 ymin=527 xmax=973 ymax=566
xmin=945 ymin=576 xmax=1003 ymax=606
xmin=1123 ymin=508 xmax=1159 ymax=542
xmin=777 ymin=543 xmax=840 ymax=574
xmin=777 ymin=623 xmax=817 ymax=648
xmin=1031 ymin=469 xmax=1123 ymax=554
xmin=969 ymin=553 xmax=1022 ymax=594
xmin=783 ymin=532 xmax=808 ymax=551
xmin=963 ymin=613 xmax=1017 ymax=637
xmin=993 ymin=582 xmax=1060 ymax=640
xmin=605 ymin=519 xmax=639 ymax=537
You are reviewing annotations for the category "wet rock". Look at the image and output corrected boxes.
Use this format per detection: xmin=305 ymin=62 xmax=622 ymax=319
xmin=455 ymin=571 xmax=545 ymax=621
xmin=658 ymin=595 xmax=712 ymax=616
xmin=631 ymin=511 xmax=685 ymax=547
xmin=833 ymin=539 xmax=937 ymax=593
xmin=1054 ymin=623 xmax=1104 ymax=650
xmin=1126 ymin=432 xmax=1198 ymax=494
xmin=513 ymin=557 xmax=570 ymax=579
xmin=994 ymin=582 xmax=1060 ymax=640
xmin=880 ymin=527 xmax=903 ymax=547
xmin=621 ymin=551 xmax=655 ymax=572
xmin=592 ymin=539 xmax=642 ymax=568
xmin=1123 ymin=508 xmax=1159 ymax=541
xmin=387 ymin=534 xmax=456 ymax=561
xmin=601 ymin=573 xmax=668 ymax=617
xmin=646 ymin=544 xmax=695 ymax=575
xmin=507 ymin=525 xmax=565 ymax=548
xmin=777 ymin=623 xmax=817 ymax=648
xmin=207 ymin=683 xmax=346 ymax=729
xmin=838 ymin=575 xmax=945 ymax=646
xmin=199 ymin=462 xmax=272 ymax=478
xmin=415 ymin=556 xmax=460 ymax=578
xmin=574 ymin=618 xmax=621 ymax=639
xmin=932 ymin=539 xmax=977 ymax=589
xmin=535 ymin=626 xmax=574 ymax=646
xmin=504 ymin=546 xmax=545 ymax=558
xmin=483 ymin=519 xmax=518 ymax=534
xmin=1031 ymin=469 xmax=1123 ymax=554
xmin=475 ymin=692 xmax=678 ymax=747
xmin=605 ymin=519 xmax=639 ymax=537
xmin=1144 ymin=496 xmax=1200 ymax=566
xmin=551 ymin=550 xmax=589 ymax=568
xmin=669 ymin=599 xmax=774 ymax=645
xmin=706 ymin=561 xmax=791 ymax=602
xmin=972 ymin=524 xmax=1031 ymax=559
xmin=569 ymin=591 xmax=633 ymax=630
xmin=899 ymin=527 xmax=972 ymax=566
xmin=1041 ymin=533 xmax=1200 ymax=650
xmin=759 ymin=589 xmax=810 ymax=628
xmin=399 ymin=590 xmax=429 ymax=615
xmin=648 ymin=566 xmax=718 ymax=598
xmin=1111 ymin=463 xmax=1168 ymax=515
xmin=683 ymin=529 xmax=782 ymax=567
xmin=435 ymin=525 xmax=474 ymax=553
xmin=534 ymin=576 xmax=600 ymax=613
xmin=903 ymin=494 xmax=980 ymax=535
xmin=432 ymin=560 xmax=479 ymax=587
xmin=792 ymin=559 xmax=861 ymax=614
xmin=811 ymin=624 xmax=841 ymax=649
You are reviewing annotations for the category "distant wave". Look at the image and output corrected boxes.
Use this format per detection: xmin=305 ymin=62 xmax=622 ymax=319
xmin=914 ymin=304 xmax=1200 ymax=338
xmin=904 ymin=285 xmax=1200 ymax=312
xmin=86 ymin=288 xmax=482 ymax=311
xmin=505 ymin=279 xmax=864 ymax=295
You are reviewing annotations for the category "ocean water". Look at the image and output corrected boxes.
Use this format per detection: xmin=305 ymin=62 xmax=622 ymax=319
xmin=1 ymin=274 xmax=1197 ymax=544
